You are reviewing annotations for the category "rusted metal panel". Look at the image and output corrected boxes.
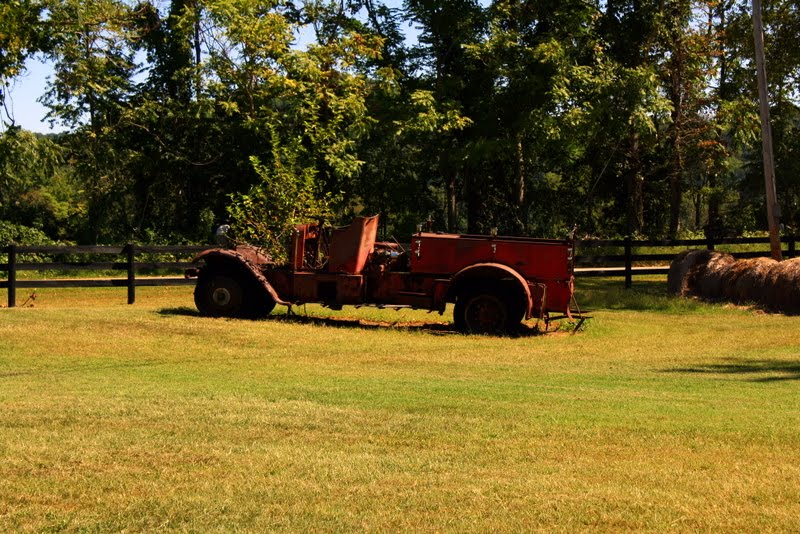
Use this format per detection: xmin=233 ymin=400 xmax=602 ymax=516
xmin=328 ymin=215 xmax=379 ymax=274
xmin=336 ymin=274 xmax=365 ymax=304
xmin=193 ymin=247 xmax=289 ymax=305
xmin=288 ymin=271 xmax=365 ymax=304
xmin=194 ymin=245 xmax=271 ymax=267
xmin=291 ymin=271 xmax=318 ymax=301
xmin=365 ymin=272 xmax=436 ymax=309
xmin=411 ymin=233 xmax=572 ymax=281
xmin=417 ymin=236 xmax=574 ymax=315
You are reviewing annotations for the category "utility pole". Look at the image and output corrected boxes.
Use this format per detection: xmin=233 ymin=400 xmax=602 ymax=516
xmin=752 ymin=0 xmax=783 ymax=261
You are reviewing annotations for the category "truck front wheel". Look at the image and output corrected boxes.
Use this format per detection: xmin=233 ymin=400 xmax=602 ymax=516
xmin=195 ymin=274 xmax=245 ymax=318
xmin=455 ymin=291 xmax=517 ymax=335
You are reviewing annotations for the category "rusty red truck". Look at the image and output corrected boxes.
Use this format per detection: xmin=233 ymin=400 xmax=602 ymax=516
xmin=187 ymin=215 xmax=576 ymax=334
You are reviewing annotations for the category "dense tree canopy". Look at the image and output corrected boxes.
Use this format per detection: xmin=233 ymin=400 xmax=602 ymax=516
xmin=2 ymin=0 xmax=800 ymax=245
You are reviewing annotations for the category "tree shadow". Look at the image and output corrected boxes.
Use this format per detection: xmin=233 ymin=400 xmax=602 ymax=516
xmin=666 ymin=358 xmax=800 ymax=382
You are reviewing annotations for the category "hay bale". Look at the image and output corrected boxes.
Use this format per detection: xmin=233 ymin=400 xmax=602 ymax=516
xmin=729 ymin=257 xmax=778 ymax=304
xmin=764 ymin=257 xmax=800 ymax=314
xmin=693 ymin=252 xmax=736 ymax=300
xmin=784 ymin=258 xmax=800 ymax=315
xmin=667 ymin=249 xmax=726 ymax=296
xmin=667 ymin=250 xmax=695 ymax=296
xmin=719 ymin=259 xmax=748 ymax=301
xmin=671 ymin=249 xmax=800 ymax=314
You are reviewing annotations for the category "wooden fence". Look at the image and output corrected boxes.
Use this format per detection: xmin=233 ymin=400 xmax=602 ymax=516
xmin=575 ymin=235 xmax=797 ymax=288
xmin=0 ymin=244 xmax=213 ymax=308
xmin=1 ymin=236 xmax=798 ymax=307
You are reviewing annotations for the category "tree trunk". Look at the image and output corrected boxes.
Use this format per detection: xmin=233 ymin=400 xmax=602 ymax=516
xmin=668 ymin=37 xmax=685 ymax=238
xmin=465 ymin=169 xmax=482 ymax=234
xmin=668 ymin=128 xmax=683 ymax=238
xmin=708 ymin=172 xmax=720 ymax=229
xmin=446 ymin=169 xmax=458 ymax=232
xmin=512 ymin=135 xmax=525 ymax=234
xmin=625 ymin=132 xmax=644 ymax=235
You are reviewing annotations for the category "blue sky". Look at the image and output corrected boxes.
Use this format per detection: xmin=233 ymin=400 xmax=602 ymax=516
xmin=5 ymin=58 xmax=58 ymax=133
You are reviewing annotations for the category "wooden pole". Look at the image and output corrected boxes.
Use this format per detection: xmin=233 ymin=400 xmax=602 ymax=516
xmin=8 ymin=243 xmax=16 ymax=308
xmin=624 ymin=236 xmax=632 ymax=289
xmin=127 ymin=243 xmax=136 ymax=305
xmin=752 ymin=0 xmax=783 ymax=261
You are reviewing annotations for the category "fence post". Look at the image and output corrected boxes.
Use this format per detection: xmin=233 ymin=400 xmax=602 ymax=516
xmin=7 ymin=243 xmax=16 ymax=308
xmin=788 ymin=235 xmax=796 ymax=259
xmin=624 ymin=236 xmax=632 ymax=289
xmin=706 ymin=234 xmax=715 ymax=251
xmin=126 ymin=243 xmax=135 ymax=305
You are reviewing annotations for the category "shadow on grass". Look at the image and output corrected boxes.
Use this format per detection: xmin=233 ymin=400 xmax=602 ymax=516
xmin=157 ymin=306 xmax=562 ymax=338
xmin=270 ymin=313 xmax=465 ymax=336
xmin=159 ymin=306 xmax=201 ymax=317
xmin=666 ymin=359 xmax=800 ymax=382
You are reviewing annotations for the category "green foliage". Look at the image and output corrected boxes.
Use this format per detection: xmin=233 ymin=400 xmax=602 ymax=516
xmin=0 ymin=220 xmax=55 ymax=276
xmin=207 ymin=0 xmax=385 ymax=254
xmin=40 ymin=0 xmax=139 ymax=131
xmin=0 ymin=220 xmax=54 ymax=246
xmin=227 ymin=142 xmax=339 ymax=262
xmin=0 ymin=128 xmax=85 ymax=238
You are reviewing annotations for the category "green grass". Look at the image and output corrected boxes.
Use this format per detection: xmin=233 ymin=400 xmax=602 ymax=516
xmin=2 ymin=280 xmax=800 ymax=532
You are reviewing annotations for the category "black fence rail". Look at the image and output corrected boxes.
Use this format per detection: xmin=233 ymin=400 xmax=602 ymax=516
xmin=2 ymin=236 xmax=798 ymax=307
xmin=0 ymin=244 xmax=215 ymax=308
xmin=575 ymin=235 xmax=798 ymax=288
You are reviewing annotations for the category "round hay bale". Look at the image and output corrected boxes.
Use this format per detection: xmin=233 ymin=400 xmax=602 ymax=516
xmin=719 ymin=259 xmax=752 ymax=301
xmin=730 ymin=257 xmax=778 ymax=304
xmin=693 ymin=252 xmax=736 ymax=300
xmin=764 ymin=257 xmax=800 ymax=314
xmin=764 ymin=259 xmax=784 ymax=310
xmin=667 ymin=250 xmax=695 ymax=296
xmin=784 ymin=258 xmax=800 ymax=314
xmin=668 ymin=249 xmax=717 ymax=296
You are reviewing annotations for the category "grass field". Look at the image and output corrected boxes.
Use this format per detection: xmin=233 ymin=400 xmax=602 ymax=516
xmin=1 ymin=279 xmax=800 ymax=532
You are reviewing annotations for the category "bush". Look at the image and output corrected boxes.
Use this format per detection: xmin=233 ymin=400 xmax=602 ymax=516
xmin=0 ymin=220 xmax=54 ymax=246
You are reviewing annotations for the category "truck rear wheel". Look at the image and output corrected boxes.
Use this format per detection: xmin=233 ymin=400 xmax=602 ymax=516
xmin=455 ymin=289 xmax=519 ymax=335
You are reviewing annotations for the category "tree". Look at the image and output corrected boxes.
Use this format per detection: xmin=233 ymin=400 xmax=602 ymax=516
xmin=404 ymin=0 xmax=489 ymax=232
xmin=205 ymin=0 xmax=386 ymax=249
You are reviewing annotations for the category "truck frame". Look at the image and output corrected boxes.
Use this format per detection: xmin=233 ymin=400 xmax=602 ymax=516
xmin=187 ymin=215 xmax=576 ymax=334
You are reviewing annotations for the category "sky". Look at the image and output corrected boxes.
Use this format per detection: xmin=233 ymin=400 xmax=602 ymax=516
xmin=5 ymin=58 xmax=58 ymax=134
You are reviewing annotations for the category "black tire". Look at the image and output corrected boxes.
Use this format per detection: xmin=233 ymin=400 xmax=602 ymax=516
xmin=243 ymin=288 xmax=276 ymax=318
xmin=455 ymin=290 xmax=512 ymax=335
xmin=195 ymin=274 xmax=245 ymax=318
xmin=504 ymin=288 xmax=527 ymax=327
xmin=195 ymin=271 xmax=276 ymax=319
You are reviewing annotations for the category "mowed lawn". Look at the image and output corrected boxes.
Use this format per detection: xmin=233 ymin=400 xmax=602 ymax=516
xmin=1 ymin=279 xmax=800 ymax=532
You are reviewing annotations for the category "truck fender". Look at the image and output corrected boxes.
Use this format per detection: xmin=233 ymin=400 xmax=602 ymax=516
xmin=447 ymin=263 xmax=533 ymax=319
xmin=192 ymin=247 xmax=289 ymax=306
